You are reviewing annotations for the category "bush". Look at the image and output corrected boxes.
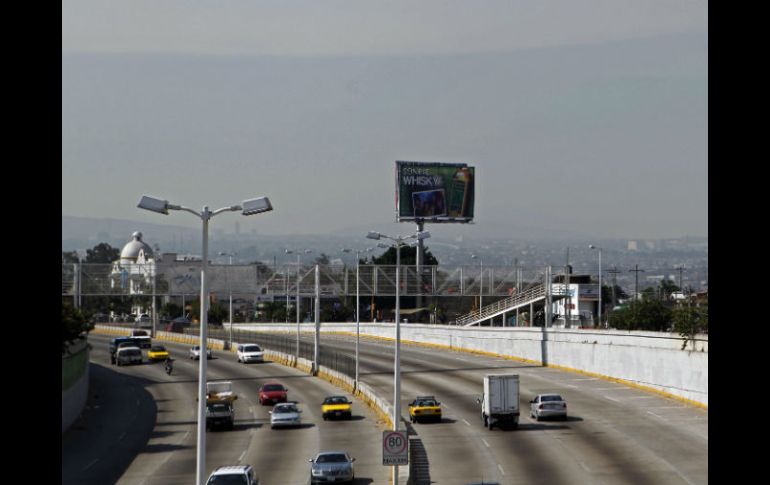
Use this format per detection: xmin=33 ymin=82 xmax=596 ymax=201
xmin=62 ymin=303 xmax=93 ymax=354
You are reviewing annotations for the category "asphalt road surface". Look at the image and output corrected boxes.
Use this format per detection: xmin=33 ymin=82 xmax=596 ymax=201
xmin=280 ymin=331 xmax=708 ymax=485
xmin=62 ymin=334 xmax=389 ymax=485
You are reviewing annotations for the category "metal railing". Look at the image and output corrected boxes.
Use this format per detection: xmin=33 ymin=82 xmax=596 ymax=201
xmin=455 ymin=283 xmax=568 ymax=326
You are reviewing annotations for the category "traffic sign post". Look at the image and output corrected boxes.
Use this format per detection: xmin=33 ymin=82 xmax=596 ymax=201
xmin=383 ymin=430 xmax=409 ymax=466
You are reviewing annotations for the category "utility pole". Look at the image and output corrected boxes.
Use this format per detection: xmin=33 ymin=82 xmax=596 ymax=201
xmin=629 ymin=264 xmax=645 ymax=301
xmin=606 ymin=266 xmax=621 ymax=309
xmin=675 ymin=265 xmax=686 ymax=294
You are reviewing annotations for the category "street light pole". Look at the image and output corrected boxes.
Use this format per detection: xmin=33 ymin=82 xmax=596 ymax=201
xmin=287 ymin=249 xmax=312 ymax=360
xmin=138 ymin=195 xmax=272 ymax=485
xmin=589 ymin=245 xmax=602 ymax=328
xmin=219 ymin=252 xmax=236 ymax=348
xmin=367 ymin=230 xmax=430 ymax=485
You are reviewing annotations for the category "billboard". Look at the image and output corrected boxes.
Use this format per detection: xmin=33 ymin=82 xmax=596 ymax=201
xmin=395 ymin=161 xmax=475 ymax=222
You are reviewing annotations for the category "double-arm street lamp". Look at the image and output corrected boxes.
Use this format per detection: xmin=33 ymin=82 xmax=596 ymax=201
xmin=589 ymin=245 xmax=603 ymax=328
xmin=366 ymin=229 xmax=430 ymax=485
xmin=138 ymin=194 xmax=272 ymax=485
xmin=286 ymin=249 xmax=312 ymax=359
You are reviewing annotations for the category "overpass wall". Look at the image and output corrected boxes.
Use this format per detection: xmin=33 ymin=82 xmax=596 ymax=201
xmin=62 ymin=339 xmax=90 ymax=433
xmin=236 ymin=322 xmax=708 ymax=407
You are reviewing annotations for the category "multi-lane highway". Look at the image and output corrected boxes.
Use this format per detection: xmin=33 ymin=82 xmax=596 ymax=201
xmin=63 ymin=334 xmax=390 ymax=485
xmin=64 ymin=331 xmax=708 ymax=484
xmin=282 ymin=331 xmax=708 ymax=485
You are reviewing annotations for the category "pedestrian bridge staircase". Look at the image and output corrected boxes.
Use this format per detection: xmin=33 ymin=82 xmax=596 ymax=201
xmin=455 ymin=284 xmax=566 ymax=327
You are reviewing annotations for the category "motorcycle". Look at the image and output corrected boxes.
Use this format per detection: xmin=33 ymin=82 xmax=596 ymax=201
xmin=165 ymin=358 xmax=174 ymax=375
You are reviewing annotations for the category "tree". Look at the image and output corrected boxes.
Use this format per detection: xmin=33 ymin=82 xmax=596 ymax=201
xmin=371 ymin=245 xmax=439 ymax=266
xmin=659 ymin=279 xmax=680 ymax=301
xmin=190 ymin=298 xmax=229 ymax=325
xmin=609 ymin=298 xmax=672 ymax=331
xmin=62 ymin=251 xmax=80 ymax=264
xmin=62 ymin=302 xmax=93 ymax=354
xmin=672 ymin=302 xmax=708 ymax=350
xmin=85 ymin=243 xmax=120 ymax=264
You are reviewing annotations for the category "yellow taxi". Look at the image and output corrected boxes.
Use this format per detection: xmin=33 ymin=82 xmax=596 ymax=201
xmin=408 ymin=395 xmax=442 ymax=423
xmin=148 ymin=345 xmax=170 ymax=361
xmin=321 ymin=395 xmax=352 ymax=420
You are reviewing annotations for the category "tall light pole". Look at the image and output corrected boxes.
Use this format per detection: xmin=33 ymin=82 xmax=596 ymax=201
xmin=286 ymin=249 xmax=312 ymax=359
xmin=367 ymin=229 xmax=430 ymax=485
xmin=219 ymin=251 xmax=237 ymax=348
xmin=342 ymin=247 xmax=372 ymax=387
xmin=471 ymin=254 xmax=483 ymax=310
xmin=138 ymin=194 xmax=272 ymax=485
xmin=589 ymin=245 xmax=602 ymax=328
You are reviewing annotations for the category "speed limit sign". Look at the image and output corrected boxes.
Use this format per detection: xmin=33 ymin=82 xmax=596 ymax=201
xmin=382 ymin=430 xmax=408 ymax=465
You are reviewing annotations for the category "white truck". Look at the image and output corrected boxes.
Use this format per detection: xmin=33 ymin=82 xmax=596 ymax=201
xmin=478 ymin=374 xmax=519 ymax=430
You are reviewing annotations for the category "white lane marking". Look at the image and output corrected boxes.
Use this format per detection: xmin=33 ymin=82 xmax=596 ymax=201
xmin=239 ymin=450 xmax=247 ymax=462
xmin=578 ymin=461 xmax=592 ymax=473
xmin=462 ymin=419 xmax=471 ymax=426
xmin=604 ymin=395 xmax=620 ymax=402
xmin=83 ymin=459 xmax=99 ymax=471
xmin=593 ymin=387 xmax=630 ymax=391
xmin=566 ymin=384 xmax=579 ymax=389
xmin=497 ymin=464 xmax=505 ymax=476
xmin=647 ymin=411 xmax=665 ymax=419
xmin=625 ymin=396 xmax=658 ymax=399
xmin=571 ymin=378 xmax=598 ymax=381
xmin=482 ymin=439 xmax=490 ymax=448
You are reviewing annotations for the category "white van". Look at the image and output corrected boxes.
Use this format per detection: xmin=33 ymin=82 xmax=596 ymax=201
xmin=116 ymin=346 xmax=143 ymax=366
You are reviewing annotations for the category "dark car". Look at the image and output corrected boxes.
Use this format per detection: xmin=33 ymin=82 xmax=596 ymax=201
xmin=258 ymin=382 xmax=288 ymax=405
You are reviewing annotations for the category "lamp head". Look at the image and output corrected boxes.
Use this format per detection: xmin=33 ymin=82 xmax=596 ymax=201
xmin=138 ymin=195 xmax=170 ymax=215
xmin=242 ymin=196 xmax=273 ymax=216
xmin=366 ymin=231 xmax=381 ymax=240
xmin=416 ymin=231 xmax=431 ymax=240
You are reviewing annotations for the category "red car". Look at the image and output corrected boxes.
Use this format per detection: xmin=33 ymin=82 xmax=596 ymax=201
xmin=258 ymin=382 xmax=288 ymax=405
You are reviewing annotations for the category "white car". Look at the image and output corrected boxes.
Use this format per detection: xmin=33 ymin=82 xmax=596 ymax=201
xmin=205 ymin=465 xmax=259 ymax=485
xmin=237 ymin=343 xmax=264 ymax=363
xmin=116 ymin=346 xmax=143 ymax=366
xmin=190 ymin=345 xmax=213 ymax=360
xmin=530 ymin=393 xmax=567 ymax=421
xmin=269 ymin=402 xmax=302 ymax=429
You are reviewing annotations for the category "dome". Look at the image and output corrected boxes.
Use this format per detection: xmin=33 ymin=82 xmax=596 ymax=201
xmin=120 ymin=231 xmax=154 ymax=262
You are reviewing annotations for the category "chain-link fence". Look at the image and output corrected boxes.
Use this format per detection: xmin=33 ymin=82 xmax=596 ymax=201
xmin=196 ymin=326 xmax=356 ymax=378
xmin=63 ymin=262 xmax=549 ymax=298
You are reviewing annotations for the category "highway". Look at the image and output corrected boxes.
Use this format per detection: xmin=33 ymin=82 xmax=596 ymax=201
xmin=63 ymin=334 xmax=390 ymax=485
xmin=283 ymin=331 xmax=708 ymax=485
xmin=64 ymin=331 xmax=708 ymax=484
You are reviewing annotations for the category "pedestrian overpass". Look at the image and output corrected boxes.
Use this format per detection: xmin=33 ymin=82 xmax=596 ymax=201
xmin=455 ymin=283 xmax=568 ymax=327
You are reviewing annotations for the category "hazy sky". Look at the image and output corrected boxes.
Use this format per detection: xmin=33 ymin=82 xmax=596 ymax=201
xmin=62 ymin=0 xmax=707 ymax=240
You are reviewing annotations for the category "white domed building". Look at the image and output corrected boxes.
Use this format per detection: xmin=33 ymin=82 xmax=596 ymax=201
xmin=110 ymin=232 xmax=157 ymax=321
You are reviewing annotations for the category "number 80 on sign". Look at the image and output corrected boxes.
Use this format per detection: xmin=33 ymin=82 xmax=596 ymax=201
xmin=382 ymin=430 xmax=408 ymax=465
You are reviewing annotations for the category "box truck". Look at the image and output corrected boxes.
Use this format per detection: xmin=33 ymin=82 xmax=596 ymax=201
xmin=477 ymin=374 xmax=519 ymax=430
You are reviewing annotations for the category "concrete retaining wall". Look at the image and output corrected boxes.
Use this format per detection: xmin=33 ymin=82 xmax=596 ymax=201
xmin=62 ymin=339 xmax=90 ymax=433
xmin=234 ymin=322 xmax=708 ymax=407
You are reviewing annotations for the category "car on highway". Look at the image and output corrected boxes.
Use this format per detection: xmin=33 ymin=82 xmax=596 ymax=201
xmin=309 ymin=451 xmax=355 ymax=484
xmin=109 ymin=337 xmax=132 ymax=363
xmin=135 ymin=313 xmax=152 ymax=328
xmin=269 ymin=402 xmax=302 ymax=429
xmin=258 ymin=382 xmax=288 ymax=405
xmin=190 ymin=345 xmax=213 ymax=360
xmin=321 ymin=395 xmax=352 ymax=421
xmin=115 ymin=346 xmax=143 ymax=366
xmin=530 ymin=393 xmax=567 ymax=421
xmin=408 ymin=395 xmax=442 ymax=423
xmin=236 ymin=343 xmax=264 ymax=363
xmin=205 ymin=465 xmax=259 ymax=485
xmin=206 ymin=401 xmax=235 ymax=431
xmin=147 ymin=345 xmax=170 ymax=361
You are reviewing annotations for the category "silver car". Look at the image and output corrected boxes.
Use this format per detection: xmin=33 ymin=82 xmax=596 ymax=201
xmin=189 ymin=345 xmax=213 ymax=360
xmin=269 ymin=402 xmax=302 ymax=429
xmin=530 ymin=393 xmax=567 ymax=421
xmin=309 ymin=451 xmax=355 ymax=484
